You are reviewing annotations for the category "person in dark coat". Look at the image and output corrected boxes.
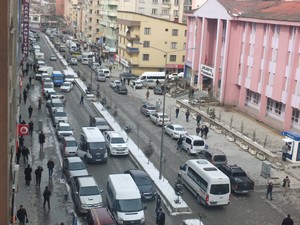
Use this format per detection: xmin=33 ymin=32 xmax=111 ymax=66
xmin=16 ymin=146 xmax=22 ymax=164
xmin=47 ymin=159 xmax=55 ymax=177
xmin=24 ymin=164 xmax=32 ymax=186
xmin=23 ymin=89 xmax=28 ymax=104
xmin=28 ymin=105 xmax=33 ymax=119
xmin=196 ymin=125 xmax=201 ymax=136
xmin=29 ymin=76 xmax=32 ymax=86
xmin=19 ymin=136 xmax=24 ymax=150
xmin=281 ymin=214 xmax=294 ymax=225
xmin=175 ymin=107 xmax=180 ymax=119
xmin=201 ymin=125 xmax=209 ymax=139
xmin=43 ymin=186 xmax=52 ymax=209
xmin=177 ymin=136 xmax=183 ymax=152
xmin=196 ymin=114 xmax=202 ymax=126
xmin=17 ymin=205 xmax=28 ymax=225
xmin=21 ymin=120 xmax=26 ymax=124
xmin=266 ymin=181 xmax=273 ymax=200
xmin=28 ymin=121 xmax=34 ymax=136
xmin=38 ymin=131 xmax=45 ymax=151
xmin=22 ymin=146 xmax=30 ymax=163
xmin=35 ymin=166 xmax=43 ymax=186
xmin=79 ymin=94 xmax=84 ymax=105
xmin=185 ymin=110 xmax=190 ymax=122
xmin=156 ymin=208 xmax=165 ymax=225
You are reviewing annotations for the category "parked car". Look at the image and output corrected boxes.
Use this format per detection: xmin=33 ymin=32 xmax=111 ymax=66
xmin=110 ymin=80 xmax=121 ymax=89
xmin=98 ymin=68 xmax=110 ymax=78
xmin=89 ymin=116 xmax=110 ymax=132
xmin=60 ymin=82 xmax=74 ymax=92
xmin=130 ymin=80 xmax=143 ymax=89
xmin=70 ymin=57 xmax=78 ymax=65
xmin=50 ymin=54 xmax=57 ymax=61
xmin=219 ymin=164 xmax=255 ymax=194
xmin=82 ymin=58 xmax=89 ymax=65
xmin=56 ymin=122 xmax=73 ymax=140
xmin=61 ymin=136 xmax=78 ymax=157
xmin=153 ymin=85 xmax=164 ymax=95
xmin=103 ymin=131 xmax=129 ymax=156
xmin=150 ymin=113 xmax=171 ymax=126
xmin=124 ymin=169 xmax=157 ymax=201
xmin=97 ymin=72 xmax=106 ymax=82
xmin=114 ymin=85 xmax=128 ymax=94
xmin=86 ymin=208 xmax=116 ymax=225
xmin=119 ymin=72 xmax=137 ymax=81
xmin=198 ymin=148 xmax=227 ymax=167
xmin=52 ymin=108 xmax=68 ymax=126
xmin=92 ymin=63 xmax=101 ymax=71
xmin=63 ymin=156 xmax=88 ymax=182
xmin=164 ymin=124 xmax=188 ymax=139
xmin=181 ymin=135 xmax=207 ymax=155
xmin=47 ymin=98 xmax=64 ymax=115
xmin=140 ymin=103 xmax=157 ymax=116
xmin=43 ymin=82 xmax=54 ymax=95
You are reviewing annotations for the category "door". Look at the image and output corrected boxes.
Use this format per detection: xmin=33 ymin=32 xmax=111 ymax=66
xmin=77 ymin=134 xmax=87 ymax=158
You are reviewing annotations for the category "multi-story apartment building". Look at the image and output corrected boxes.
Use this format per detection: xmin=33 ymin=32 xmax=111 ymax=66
xmin=185 ymin=0 xmax=300 ymax=132
xmin=117 ymin=11 xmax=187 ymax=75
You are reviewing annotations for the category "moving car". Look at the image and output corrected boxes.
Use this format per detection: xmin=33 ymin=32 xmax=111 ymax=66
xmin=120 ymin=72 xmax=137 ymax=81
xmin=153 ymin=86 xmax=164 ymax=95
xmin=60 ymin=82 xmax=74 ymax=92
xmin=50 ymin=54 xmax=57 ymax=61
xmin=92 ymin=63 xmax=101 ymax=71
xmin=89 ymin=116 xmax=110 ymax=132
xmin=103 ymin=131 xmax=128 ymax=156
xmin=110 ymin=80 xmax=121 ymax=89
xmin=150 ymin=113 xmax=171 ymax=126
xmin=61 ymin=136 xmax=78 ymax=157
xmin=130 ymin=80 xmax=143 ymax=89
xmin=70 ymin=57 xmax=78 ymax=65
xmin=56 ymin=122 xmax=73 ymax=140
xmin=98 ymin=68 xmax=110 ymax=78
xmin=164 ymin=124 xmax=188 ymax=139
xmin=140 ymin=103 xmax=157 ymax=117
xmin=97 ymin=72 xmax=106 ymax=82
xmin=124 ymin=169 xmax=157 ymax=201
xmin=43 ymin=82 xmax=54 ymax=95
xmin=114 ymin=85 xmax=128 ymax=94
xmin=63 ymin=156 xmax=88 ymax=182
xmin=82 ymin=58 xmax=89 ymax=65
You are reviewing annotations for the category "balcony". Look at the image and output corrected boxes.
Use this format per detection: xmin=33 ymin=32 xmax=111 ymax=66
xmin=108 ymin=22 xmax=118 ymax=29
xmin=126 ymin=33 xmax=140 ymax=41
xmin=108 ymin=11 xmax=117 ymax=17
xmin=108 ymin=0 xmax=118 ymax=5
xmin=126 ymin=45 xmax=139 ymax=54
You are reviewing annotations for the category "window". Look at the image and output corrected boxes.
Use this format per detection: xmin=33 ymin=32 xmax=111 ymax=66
xmin=171 ymin=42 xmax=177 ymax=49
xmin=174 ymin=0 xmax=179 ymax=5
xmin=144 ymin=27 xmax=151 ymax=35
xmin=266 ymin=98 xmax=283 ymax=116
xmin=143 ymin=41 xmax=150 ymax=48
xmin=174 ymin=10 xmax=178 ymax=17
xmin=170 ymin=55 xmax=176 ymax=62
xmin=152 ymin=8 xmax=157 ymax=15
xmin=138 ymin=7 xmax=144 ymax=13
xmin=292 ymin=108 xmax=299 ymax=124
xmin=187 ymin=167 xmax=208 ymax=192
xmin=246 ymin=89 xmax=260 ymax=105
xmin=162 ymin=9 xmax=169 ymax=15
xmin=153 ymin=0 xmax=158 ymax=3
xmin=275 ymin=102 xmax=282 ymax=115
xmin=142 ymin=54 xmax=149 ymax=61
xmin=172 ymin=29 xmax=178 ymax=36
xmin=266 ymin=98 xmax=273 ymax=111
xmin=182 ymin=55 xmax=185 ymax=62
xmin=184 ymin=30 xmax=187 ymax=37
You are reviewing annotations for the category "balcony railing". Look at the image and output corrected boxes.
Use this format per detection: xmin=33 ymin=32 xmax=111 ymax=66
xmin=108 ymin=11 xmax=117 ymax=17
xmin=126 ymin=46 xmax=139 ymax=54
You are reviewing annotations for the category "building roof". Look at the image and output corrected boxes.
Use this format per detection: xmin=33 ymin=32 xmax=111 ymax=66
xmin=218 ymin=0 xmax=300 ymax=22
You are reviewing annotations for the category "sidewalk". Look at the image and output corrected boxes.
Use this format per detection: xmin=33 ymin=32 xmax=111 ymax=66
xmin=14 ymin=69 xmax=74 ymax=225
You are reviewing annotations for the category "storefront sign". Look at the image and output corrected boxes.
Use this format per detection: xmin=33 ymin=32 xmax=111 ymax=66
xmin=201 ymin=64 xmax=214 ymax=78
xmin=22 ymin=0 xmax=30 ymax=57
xmin=120 ymin=58 xmax=129 ymax=67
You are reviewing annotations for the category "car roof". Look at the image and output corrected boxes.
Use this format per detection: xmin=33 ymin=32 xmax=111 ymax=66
xmin=52 ymin=98 xmax=63 ymax=103
xmin=62 ymin=82 xmax=72 ymax=85
xmin=170 ymin=124 xmax=184 ymax=128
xmin=55 ymin=108 xmax=66 ymax=113
xmin=126 ymin=169 xmax=148 ymax=178
xmin=144 ymin=103 xmax=155 ymax=107
xmin=58 ymin=122 xmax=70 ymax=126
xmin=66 ymin=156 xmax=83 ymax=163
xmin=187 ymin=135 xmax=204 ymax=140
xmin=94 ymin=117 xmax=106 ymax=122
xmin=77 ymin=176 xmax=97 ymax=187
xmin=90 ymin=208 xmax=115 ymax=224
xmin=105 ymin=131 xmax=123 ymax=138
xmin=62 ymin=136 xmax=76 ymax=141
xmin=204 ymin=148 xmax=226 ymax=155
xmin=156 ymin=112 xmax=168 ymax=116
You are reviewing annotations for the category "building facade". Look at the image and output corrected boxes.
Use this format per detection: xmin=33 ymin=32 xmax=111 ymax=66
xmin=117 ymin=11 xmax=187 ymax=75
xmin=56 ymin=0 xmax=64 ymax=16
xmin=185 ymin=0 xmax=300 ymax=131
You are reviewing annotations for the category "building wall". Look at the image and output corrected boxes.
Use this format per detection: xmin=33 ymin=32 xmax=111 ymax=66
xmin=186 ymin=2 xmax=300 ymax=132
xmin=56 ymin=0 xmax=64 ymax=16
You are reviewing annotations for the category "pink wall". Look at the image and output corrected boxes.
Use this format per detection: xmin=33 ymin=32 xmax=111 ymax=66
xmin=56 ymin=0 xmax=64 ymax=16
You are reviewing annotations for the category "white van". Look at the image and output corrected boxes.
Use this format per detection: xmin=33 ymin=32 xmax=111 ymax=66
xmin=35 ymin=66 xmax=53 ymax=80
xmin=107 ymin=174 xmax=145 ymax=225
xmin=77 ymin=127 xmax=108 ymax=163
xmin=178 ymin=159 xmax=230 ymax=206
xmin=63 ymin=69 xmax=77 ymax=83
xmin=136 ymin=72 xmax=165 ymax=88
xmin=98 ymin=68 xmax=110 ymax=78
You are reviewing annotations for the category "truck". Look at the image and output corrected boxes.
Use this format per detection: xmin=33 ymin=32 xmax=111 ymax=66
xmin=35 ymin=66 xmax=53 ymax=80
xmin=219 ymin=164 xmax=255 ymax=194
xmin=52 ymin=70 xmax=64 ymax=86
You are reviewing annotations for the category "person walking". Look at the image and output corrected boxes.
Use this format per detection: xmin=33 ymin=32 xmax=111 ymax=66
xmin=196 ymin=114 xmax=202 ymax=126
xmin=39 ymin=131 xmax=45 ymax=151
xmin=24 ymin=164 xmax=32 ymax=186
xmin=283 ymin=176 xmax=290 ymax=196
xmin=16 ymin=146 xmax=21 ymax=164
xmin=177 ymin=136 xmax=183 ymax=152
xmin=156 ymin=208 xmax=165 ymax=225
xmin=281 ymin=214 xmax=294 ymax=225
xmin=155 ymin=195 xmax=162 ymax=214
xmin=19 ymin=135 xmax=24 ymax=150
xmin=29 ymin=76 xmax=32 ymax=86
xmin=28 ymin=105 xmax=33 ymax=119
xmin=38 ymin=97 xmax=42 ymax=110
xmin=127 ymin=78 xmax=130 ymax=85
xmin=23 ymin=89 xmax=27 ymax=104
xmin=266 ymin=181 xmax=273 ymax=200
xmin=282 ymin=143 xmax=289 ymax=161
xmin=146 ymin=90 xmax=150 ymax=100
xmin=28 ymin=121 xmax=34 ymax=136
xmin=79 ymin=94 xmax=84 ymax=105
xmin=201 ymin=125 xmax=209 ymax=139
xmin=47 ymin=159 xmax=55 ymax=177
xmin=175 ymin=107 xmax=180 ymax=119
xmin=35 ymin=166 xmax=43 ymax=186
xmin=196 ymin=125 xmax=201 ymax=136
xmin=17 ymin=205 xmax=28 ymax=225
xmin=43 ymin=186 xmax=52 ymax=209
xmin=22 ymin=146 xmax=30 ymax=163
xmin=185 ymin=110 xmax=190 ymax=122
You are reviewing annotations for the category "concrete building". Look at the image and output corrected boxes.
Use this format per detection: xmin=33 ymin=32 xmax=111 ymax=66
xmin=56 ymin=0 xmax=64 ymax=16
xmin=117 ymin=11 xmax=187 ymax=75
xmin=185 ymin=0 xmax=300 ymax=132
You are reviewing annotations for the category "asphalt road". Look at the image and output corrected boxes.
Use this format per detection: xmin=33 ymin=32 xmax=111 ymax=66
xmin=38 ymin=34 xmax=296 ymax=225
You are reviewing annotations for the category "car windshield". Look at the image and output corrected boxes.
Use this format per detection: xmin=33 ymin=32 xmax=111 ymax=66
xmin=194 ymin=140 xmax=205 ymax=146
xmin=60 ymin=125 xmax=71 ymax=131
xmin=62 ymin=83 xmax=70 ymax=87
xmin=115 ymin=81 xmax=121 ymax=85
xmin=66 ymin=140 xmax=77 ymax=147
xmin=69 ymin=162 xmax=86 ymax=171
xmin=88 ymin=142 xmax=106 ymax=150
xmin=65 ymin=75 xmax=74 ymax=78
xmin=159 ymin=115 xmax=169 ymax=119
xmin=55 ymin=112 xmax=66 ymax=117
xmin=111 ymin=137 xmax=125 ymax=144
xmin=54 ymin=75 xmax=64 ymax=79
xmin=175 ymin=127 xmax=185 ymax=131
xmin=147 ymin=106 xmax=156 ymax=110
xmin=52 ymin=102 xmax=64 ymax=107
xmin=116 ymin=199 xmax=143 ymax=212
xmin=232 ymin=171 xmax=247 ymax=177
xmin=79 ymin=186 xmax=100 ymax=196
xmin=96 ymin=121 xmax=108 ymax=126
xmin=210 ymin=184 xmax=230 ymax=195
xmin=44 ymin=84 xmax=53 ymax=88
xmin=214 ymin=155 xmax=227 ymax=162
xmin=134 ymin=176 xmax=152 ymax=186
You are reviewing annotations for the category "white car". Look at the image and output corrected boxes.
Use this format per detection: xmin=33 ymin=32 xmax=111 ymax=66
xmin=81 ymin=58 xmax=89 ymax=65
xmin=60 ymin=82 xmax=73 ymax=92
xmin=56 ymin=122 xmax=73 ymax=140
xmin=70 ymin=57 xmax=78 ymax=65
xmin=92 ymin=63 xmax=101 ymax=71
xmin=103 ymin=131 xmax=129 ymax=156
xmin=63 ymin=156 xmax=88 ymax=182
xmin=110 ymin=80 xmax=121 ymax=89
xmin=164 ymin=124 xmax=188 ymax=139
xmin=61 ymin=136 xmax=78 ymax=157
xmin=150 ymin=113 xmax=171 ymax=126
xmin=50 ymin=55 xmax=57 ymax=61
xmin=52 ymin=108 xmax=68 ymax=125
xmin=43 ymin=82 xmax=54 ymax=94
xmin=130 ymin=80 xmax=143 ymax=89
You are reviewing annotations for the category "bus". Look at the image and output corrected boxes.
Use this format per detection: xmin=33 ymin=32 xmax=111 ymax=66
xmin=136 ymin=72 xmax=166 ymax=88
xmin=178 ymin=159 xmax=230 ymax=206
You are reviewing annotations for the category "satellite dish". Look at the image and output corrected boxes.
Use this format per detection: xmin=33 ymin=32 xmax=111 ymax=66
xmin=127 ymin=43 xmax=132 ymax=48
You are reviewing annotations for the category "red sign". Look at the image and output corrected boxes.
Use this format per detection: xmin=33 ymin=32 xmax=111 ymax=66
xmin=18 ymin=124 xmax=29 ymax=136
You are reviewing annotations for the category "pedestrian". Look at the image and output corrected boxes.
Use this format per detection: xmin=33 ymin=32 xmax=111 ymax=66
xmin=155 ymin=195 xmax=161 ymax=214
xmin=23 ymin=89 xmax=27 ymax=104
xmin=25 ymin=67 xmax=29 ymax=76
xmin=175 ymin=107 xmax=180 ymax=119
xmin=133 ymin=82 xmax=136 ymax=90
xmin=266 ymin=181 xmax=273 ymax=200
xmin=109 ymin=65 xmax=112 ymax=72
xmin=47 ymin=159 xmax=55 ymax=177
xmin=21 ymin=120 xmax=26 ymax=124
xmin=16 ymin=146 xmax=22 ymax=164
xmin=19 ymin=114 xmax=22 ymax=124
xmin=17 ymin=205 xmax=28 ymax=225
xmin=28 ymin=105 xmax=33 ymax=119
xmin=196 ymin=125 xmax=201 ymax=136
xmin=26 ymin=83 xmax=30 ymax=92
xmin=281 ymin=214 xmax=294 ymax=225
xmin=19 ymin=135 xmax=24 ymax=150
xmin=38 ymin=131 xmax=46 ymax=151
xmin=185 ymin=110 xmax=190 ymax=122
xmin=29 ymin=76 xmax=32 ymax=86
xmin=283 ymin=176 xmax=290 ymax=196
xmin=156 ymin=99 xmax=162 ymax=111
xmin=43 ymin=186 xmax=52 ymax=209
xmin=22 ymin=146 xmax=30 ymax=163
xmin=191 ymin=88 xmax=195 ymax=98
xmin=80 ymin=94 xmax=84 ymax=105
xmin=127 ymin=78 xmax=130 ymax=85
xmin=26 ymin=62 xmax=29 ymax=70
xmin=196 ymin=114 xmax=202 ymax=126
xmin=156 ymin=208 xmax=165 ymax=225
xmin=146 ymin=90 xmax=150 ymax=100
xmin=282 ymin=143 xmax=289 ymax=161
xmin=38 ymin=97 xmax=42 ymax=110
xmin=177 ymin=135 xmax=183 ymax=152
xmin=201 ymin=125 xmax=209 ymax=139
xmin=24 ymin=164 xmax=32 ymax=186
xmin=35 ymin=166 xmax=43 ymax=186
xmin=156 ymin=79 xmax=160 ymax=86
xmin=28 ymin=121 xmax=34 ymax=136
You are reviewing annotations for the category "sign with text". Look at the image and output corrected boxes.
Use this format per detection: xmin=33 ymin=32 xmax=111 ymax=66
xmin=22 ymin=0 xmax=30 ymax=57
xmin=201 ymin=64 xmax=214 ymax=78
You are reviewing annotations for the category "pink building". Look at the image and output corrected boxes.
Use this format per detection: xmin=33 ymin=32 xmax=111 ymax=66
xmin=56 ymin=0 xmax=64 ymax=16
xmin=185 ymin=0 xmax=300 ymax=132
